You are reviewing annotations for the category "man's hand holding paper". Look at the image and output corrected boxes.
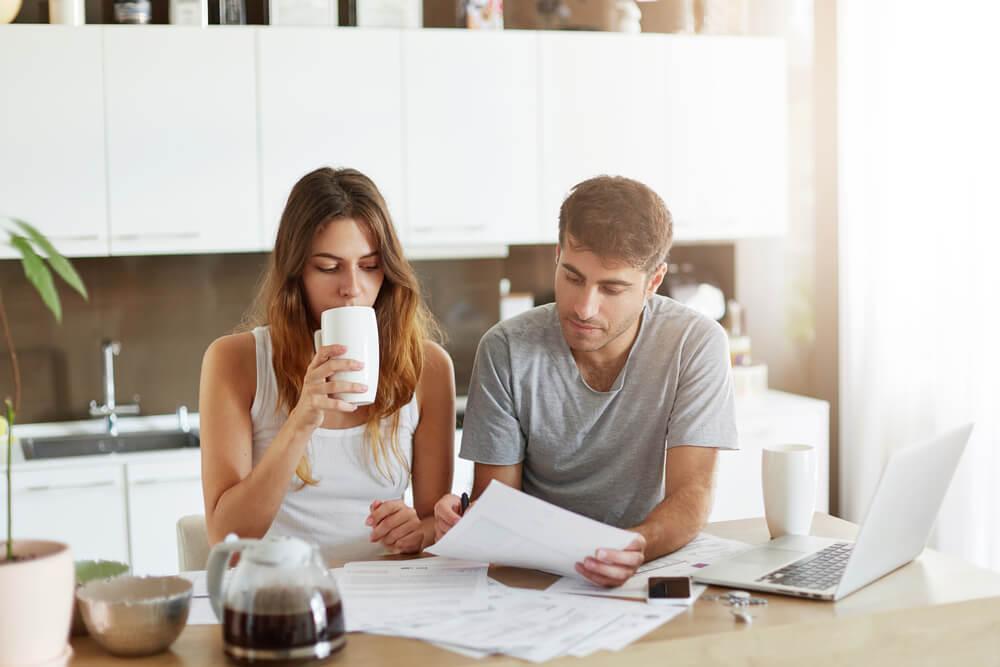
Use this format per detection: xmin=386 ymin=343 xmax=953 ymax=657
xmin=428 ymin=480 xmax=643 ymax=582
xmin=575 ymin=534 xmax=646 ymax=587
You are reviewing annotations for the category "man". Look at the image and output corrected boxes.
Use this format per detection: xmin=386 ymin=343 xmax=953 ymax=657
xmin=435 ymin=175 xmax=737 ymax=587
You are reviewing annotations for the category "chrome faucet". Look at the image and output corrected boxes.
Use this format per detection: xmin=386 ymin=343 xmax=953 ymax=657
xmin=89 ymin=339 xmax=140 ymax=436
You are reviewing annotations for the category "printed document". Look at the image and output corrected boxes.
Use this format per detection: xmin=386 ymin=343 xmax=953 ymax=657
xmin=427 ymin=480 xmax=640 ymax=578
xmin=332 ymin=557 xmax=491 ymax=631
xmin=363 ymin=578 xmax=685 ymax=662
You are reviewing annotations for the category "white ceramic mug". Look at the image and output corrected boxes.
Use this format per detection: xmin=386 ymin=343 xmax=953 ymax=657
xmin=762 ymin=444 xmax=816 ymax=539
xmin=315 ymin=306 xmax=379 ymax=406
xmin=49 ymin=0 xmax=85 ymax=24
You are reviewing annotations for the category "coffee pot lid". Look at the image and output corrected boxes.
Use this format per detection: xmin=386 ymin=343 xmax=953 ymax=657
xmin=245 ymin=536 xmax=314 ymax=567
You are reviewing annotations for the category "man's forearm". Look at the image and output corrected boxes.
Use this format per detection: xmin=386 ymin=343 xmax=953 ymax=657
xmin=630 ymin=481 xmax=713 ymax=560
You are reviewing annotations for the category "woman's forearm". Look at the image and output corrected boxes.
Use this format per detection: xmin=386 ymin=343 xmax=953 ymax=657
xmin=207 ymin=414 xmax=313 ymax=543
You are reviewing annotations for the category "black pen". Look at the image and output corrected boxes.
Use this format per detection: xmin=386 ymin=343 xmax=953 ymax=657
xmin=460 ymin=492 xmax=470 ymax=516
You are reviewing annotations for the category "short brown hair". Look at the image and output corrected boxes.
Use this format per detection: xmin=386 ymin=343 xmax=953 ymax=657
xmin=558 ymin=175 xmax=673 ymax=273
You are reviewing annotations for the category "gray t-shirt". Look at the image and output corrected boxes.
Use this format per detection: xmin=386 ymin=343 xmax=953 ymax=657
xmin=460 ymin=295 xmax=738 ymax=528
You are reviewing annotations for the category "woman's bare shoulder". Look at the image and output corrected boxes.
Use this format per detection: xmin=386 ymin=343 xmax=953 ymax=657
xmin=417 ymin=340 xmax=455 ymax=405
xmin=203 ymin=331 xmax=257 ymax=389
xmin=422 ymin=340 xmax=454 ymax=376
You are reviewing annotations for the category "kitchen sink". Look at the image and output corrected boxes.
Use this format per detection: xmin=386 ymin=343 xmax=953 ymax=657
xmin=20 ymin=430 xmax=200 ymax=460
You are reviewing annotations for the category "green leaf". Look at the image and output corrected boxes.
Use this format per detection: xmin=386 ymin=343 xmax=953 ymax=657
xmin=10 ymin=234 xmax=62 ymax=323
xmin=75 ymin=559 xmax=130 ymax=584
xmin=11 ymin=218 xmax=88 ymax=301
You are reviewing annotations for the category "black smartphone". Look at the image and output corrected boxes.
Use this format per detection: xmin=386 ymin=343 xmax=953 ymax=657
xmin=647 ymin=576 xmax=693 ymax=604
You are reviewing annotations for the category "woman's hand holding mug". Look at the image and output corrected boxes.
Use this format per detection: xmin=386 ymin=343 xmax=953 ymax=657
xmin=289 ymin=344 xmax=368 ymax=431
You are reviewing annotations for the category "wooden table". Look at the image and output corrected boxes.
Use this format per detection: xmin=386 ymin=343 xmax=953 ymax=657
xmin=69 ymin=514 xmax=1000 ymax=666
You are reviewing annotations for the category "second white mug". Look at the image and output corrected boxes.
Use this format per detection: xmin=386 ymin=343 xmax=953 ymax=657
xmin=762 ymin=444 xmax=816 ymax=539
xmin=316 ymin=306 xmax=379 ymax=406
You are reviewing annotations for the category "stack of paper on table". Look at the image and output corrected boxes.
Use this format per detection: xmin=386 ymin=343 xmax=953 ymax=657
xmin=337 ymin=570 xmax=687 ymax=662
xmin=427 ymin=479 xmax=641 ymax=578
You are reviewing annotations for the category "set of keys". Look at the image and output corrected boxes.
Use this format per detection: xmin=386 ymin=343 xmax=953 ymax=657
xmin=702 ymin=590 xmax=768 ymax=625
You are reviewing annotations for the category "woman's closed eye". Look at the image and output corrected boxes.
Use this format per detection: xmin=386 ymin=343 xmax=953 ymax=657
xmin=316 ymin=262 xmax=380 ymax=274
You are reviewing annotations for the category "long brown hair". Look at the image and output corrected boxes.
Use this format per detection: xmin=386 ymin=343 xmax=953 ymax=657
xmin=244 ymin=167 xmax=439 ymax=485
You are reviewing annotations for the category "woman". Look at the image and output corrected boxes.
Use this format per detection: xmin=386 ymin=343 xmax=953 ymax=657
xmin=199 ymin=167 xmax=455 ymax=559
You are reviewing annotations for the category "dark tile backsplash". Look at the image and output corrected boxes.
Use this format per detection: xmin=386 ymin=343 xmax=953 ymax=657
xmin=0 ymin=251 xmax=505 ymax=423
xmin=0 ymin=242 xmax=731 ymax=424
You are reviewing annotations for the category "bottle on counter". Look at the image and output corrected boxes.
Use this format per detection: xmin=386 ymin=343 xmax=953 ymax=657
xmin=171 ymin=0 xmax=208 ymax=24
xmin=726 ymin=299 xmax=752 ymax=367
xmin=337 ymin=0 xmax=355 ymax=24
xmin=219 ymin=0 xmax=246 ymax=23
xmin=114 ymin=0 xmax=151 ymax=22
xmin=269 ymin=0 xmax=336 ymax=25
xmin=458 ymin=0 xmax=502 ymax=28
xmin=49 ymin=0 xmax=85 ymax=24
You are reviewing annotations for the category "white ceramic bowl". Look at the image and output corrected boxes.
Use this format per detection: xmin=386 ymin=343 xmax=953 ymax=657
xmin=76 ymin=575 xmax=192 ymax=657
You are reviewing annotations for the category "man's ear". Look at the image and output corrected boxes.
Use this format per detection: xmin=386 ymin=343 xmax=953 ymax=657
xmin=555 ymin=244 xmax=562 ymax=265
xmin=646 ymin=263 xmax=667 ymax=297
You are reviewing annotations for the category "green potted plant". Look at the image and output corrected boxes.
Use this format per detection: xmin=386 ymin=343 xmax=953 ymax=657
xmin=0 ymin=217 xmax=88 ymax=666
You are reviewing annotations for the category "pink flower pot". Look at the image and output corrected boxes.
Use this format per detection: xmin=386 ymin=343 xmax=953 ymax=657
xmin=0 ymin=541 xmax=74 ymax=666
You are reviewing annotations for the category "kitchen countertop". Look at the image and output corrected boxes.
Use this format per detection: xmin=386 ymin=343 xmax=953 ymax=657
xmin=4 ymin=396 xmax=471 ymax=472
xmin=3 ymin=413 xmax=201 ymax=471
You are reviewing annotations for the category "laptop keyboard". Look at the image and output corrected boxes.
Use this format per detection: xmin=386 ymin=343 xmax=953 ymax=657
xmin=756 ymin=542 xmax=854 ymax=591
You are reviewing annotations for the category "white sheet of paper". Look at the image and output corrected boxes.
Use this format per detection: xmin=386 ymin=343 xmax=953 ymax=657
xmin=567 ymin=604 xmax=686 ymax=657
xmin=372 ymin=584 xmax=682 ymax=663
xmin=178 ymin=570 xmax=208 ymax=598
xmin=545 ymin=533 xmax=752 ymax=600
xmin=333 ymin=557 xmax=491 ymax=632
xmin=186 ymin=597 xmax=219 ymax=625
xmin=427 ymin=480 xmax=640 ymax=579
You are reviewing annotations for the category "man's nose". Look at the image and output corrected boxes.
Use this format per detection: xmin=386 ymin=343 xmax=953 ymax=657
xmin=574 ymin=289 xmax=599 ymax=322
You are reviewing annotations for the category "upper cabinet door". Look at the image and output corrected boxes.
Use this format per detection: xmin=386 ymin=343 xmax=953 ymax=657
xmin=664 ymin=37 xmax=787 ymax=241
xmin=104 ymin=26 xmax=260 ymax=255
xmin=258 ymin=28 xmax=404 ymax=250
xmin=402 ymin=30 xmax=539 ymax=248
xmin=0 ymin=27 xmax=108 ymax=258
xmin=539 ymin=32 xmax=669 ymax=244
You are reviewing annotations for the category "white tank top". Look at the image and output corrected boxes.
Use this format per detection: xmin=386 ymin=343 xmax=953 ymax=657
xmin=250 ymin=326 xmax=419 ymax=561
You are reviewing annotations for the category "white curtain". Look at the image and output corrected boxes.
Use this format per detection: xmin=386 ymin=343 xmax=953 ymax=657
xmin=839 ymin=0 xmax=1000 ymax=569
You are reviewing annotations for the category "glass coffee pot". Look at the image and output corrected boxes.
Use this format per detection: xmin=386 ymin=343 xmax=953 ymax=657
xmin=206 ymin=535 xmax=345 ymax=664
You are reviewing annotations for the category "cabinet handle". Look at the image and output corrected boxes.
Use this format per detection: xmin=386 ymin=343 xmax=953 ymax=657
xmin=411 ymin=224 xmax=486 ymax=233
xmin=131 ymin=477 xmax=200 ymax=486
xmin=21 ymin=480 xmax=116 ymax=493
xmin=47 ymin=234 xmax=101 ymax=242
xmin=112 ymin=232 xmax=200 ymax=241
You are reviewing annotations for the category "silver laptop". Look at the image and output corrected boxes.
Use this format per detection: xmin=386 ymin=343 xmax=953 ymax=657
xmin=694 ymin=424 xmax=973 ymax=601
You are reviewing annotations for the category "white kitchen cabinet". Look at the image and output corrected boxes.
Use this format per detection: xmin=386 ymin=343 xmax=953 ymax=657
xmin=257 ymin=28 xmax=404 ymax=249
xmin=0 ymin=463 xmax=129 ymax=563
xmin=663 ymin=37 xmax=787 ymax=241
xmin=710 ymin=390 xmax=829 ymax=523
xmin=2 ymin=27 xmax=787 ymax=257
xmin=126 ymin=455 xmax=203 ymax=575
xmin=0 ymin=26 xmax=109 ymax=258
xmin=103 ymin=26 xmax=261 ymax=255
xmin=402 ymin=30 xmax=539 ymax=248
xmin=538 ymin=32 xmax=670 ymax=244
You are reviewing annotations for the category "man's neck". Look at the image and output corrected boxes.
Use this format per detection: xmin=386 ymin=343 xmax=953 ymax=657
xmin=570 ymin=312 xmax=643 ymax=389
